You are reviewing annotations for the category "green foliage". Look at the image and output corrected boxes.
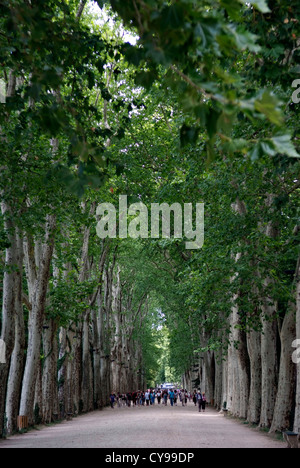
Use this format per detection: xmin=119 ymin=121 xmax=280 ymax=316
xmin=105 ymin=0 xmax=299 ymax=164
xmin=47 ymin=277 xmax=97 ymax=326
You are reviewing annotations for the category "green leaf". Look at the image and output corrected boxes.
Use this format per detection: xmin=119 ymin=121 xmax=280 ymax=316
xmin=239 ymin=0 xmax=271 ymax=13
xmin=260 ymin=141 xmax=277 ymax=157
xmin=249 ymin=143 xmax=261 ymax=161
xmin=194 ymin=23 xmax=207 ymax=48
xmin=220 ymin=0 xmax=243 ymax=20
xmin=271 ymin=134 xmax=300 ymax=158
xmin=223 ymin=138 xmax=248 ymax=154
xmin=254 ymin=91 xmax=283 ymax=126
xmin=229 ymin=26 xmax=261 ymax=53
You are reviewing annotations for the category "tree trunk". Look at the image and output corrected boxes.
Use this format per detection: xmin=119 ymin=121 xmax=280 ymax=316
xmin=34 ymin=357 xmax=43 ymax=425
xmin=270 ymin=308 xmax=296 ymax=432
xmin=214 ymin=352 xmax=223 ymax=410
xmin=5 ymin=231 xmax=25 ymax=434
xmin=0 ymin=202 xmax=17 ymax=437
xmin=203 ymin=351 xmax=214 ymax=404
xmin=42 ymin=319 xmax=58 ymax=424
xmin=111 ymin=269 xmax=122 ymax=393
xmin=294 ymin=255 xmax=300 ymax=433
xmin=247 ymin=329 xmax=262 ymax=424
xmin=222 ymin=355 xmax=228 ymax=410
xmin=92 ymin=241 xmax=109 ymax=409
xmin=81 ymin=312 xmax=94 ymax=412
xmin=19 ymin=215 xmax=56 ymax=424
xmin=227 ymin=298 xmax=241 ymax=416
xmin=58 ymin=327 xmax=68 ymax=418
xmin=229 ymin=200 xmax=250 ymax=419
xmin=259 ymin=196 xmax=279 ymax=428
xmin=228 ymin=290 xmax=250 ymax=419
xmin=259 ymin=277 xmax=278 ymax=428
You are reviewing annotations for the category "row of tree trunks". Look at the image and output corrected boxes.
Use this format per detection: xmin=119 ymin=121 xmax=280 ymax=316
xmin=186 ymin=270 xmax=298 ymax=432
xmin=187 ymin=294 xmax=297 ymax=432
xmin=183 ymin=216 xmax=298 ymax=433
xmin=0 ymin=66 xmax=18 ymax=435
xmin=1 ymin=231 xmax=149 ymax=436
xmin=294 ymin=253 xmax=300 ymax=433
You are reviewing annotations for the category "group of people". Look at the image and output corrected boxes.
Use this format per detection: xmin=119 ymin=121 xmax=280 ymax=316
xmin=109 ymin=389 xmax=207 ymax=412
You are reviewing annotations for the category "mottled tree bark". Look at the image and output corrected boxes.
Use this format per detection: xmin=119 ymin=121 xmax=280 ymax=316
xmin=5 ymin=231 xmax=25 ymax=434
xmin=19 ymin=215 xmax=56 ymax=424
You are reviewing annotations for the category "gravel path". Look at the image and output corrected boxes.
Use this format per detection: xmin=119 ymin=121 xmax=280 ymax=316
xmin=0 ymin=403 xmax=285 ymax=449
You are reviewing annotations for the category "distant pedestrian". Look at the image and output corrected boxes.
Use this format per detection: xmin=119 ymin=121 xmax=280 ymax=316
xmin=145 ymin=390 xmax=150 ymax=406
xmin=169 ymin=390 xmax=175 ymax=407
xmin=163 ymin=391 xmax=168 ymax=406
xmin=127 ymin=392 xmax=132 ymax=407
xmin=157 ymin=390 xmax=162 ymax=404
xmin=110 ymin=393 xmax=115 ymax=409
xmin=196 ymin=391 xmax=203 ymax=412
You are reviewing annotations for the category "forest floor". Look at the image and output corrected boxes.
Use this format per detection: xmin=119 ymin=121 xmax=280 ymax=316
xmin=0 ymin=403 xmax=286 ymax=449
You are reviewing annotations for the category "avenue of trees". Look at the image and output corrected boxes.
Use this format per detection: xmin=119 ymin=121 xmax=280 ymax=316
xmin=0 ymin=0 xmax=299 ymax=438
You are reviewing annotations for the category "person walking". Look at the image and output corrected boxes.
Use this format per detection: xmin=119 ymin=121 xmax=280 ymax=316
xmin=126 ymin=392 xmax=132 ymax=408
xmin=145 ymin=390 xmax=150 ymax=406
xmin=180 ymin=390 xmax=185 ymax=406
xmin=157 ymin=390 xmax=162 ymax=404
xmin=110 ymin=393 xmax=115 ymax=409
xmin=169 ymin=389 xmax=175 ymax=407
xmin=174 ymin=390 xmax=178 ymax=406
xmin=193 ymin=391 xmax=197 ymax=407
xmin=163 ymin=391 xmax=168 ymax=406
xmin=196 ymin=391 xmax=203 ymax=412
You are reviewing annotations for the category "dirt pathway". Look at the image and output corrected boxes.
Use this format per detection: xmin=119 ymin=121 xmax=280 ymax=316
xmin=0 ymin=403 xmax=285 ymax=449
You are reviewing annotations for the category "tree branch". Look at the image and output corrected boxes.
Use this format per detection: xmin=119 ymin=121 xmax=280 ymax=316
xmin=76 ymin=0 xmax=88 ymax=21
